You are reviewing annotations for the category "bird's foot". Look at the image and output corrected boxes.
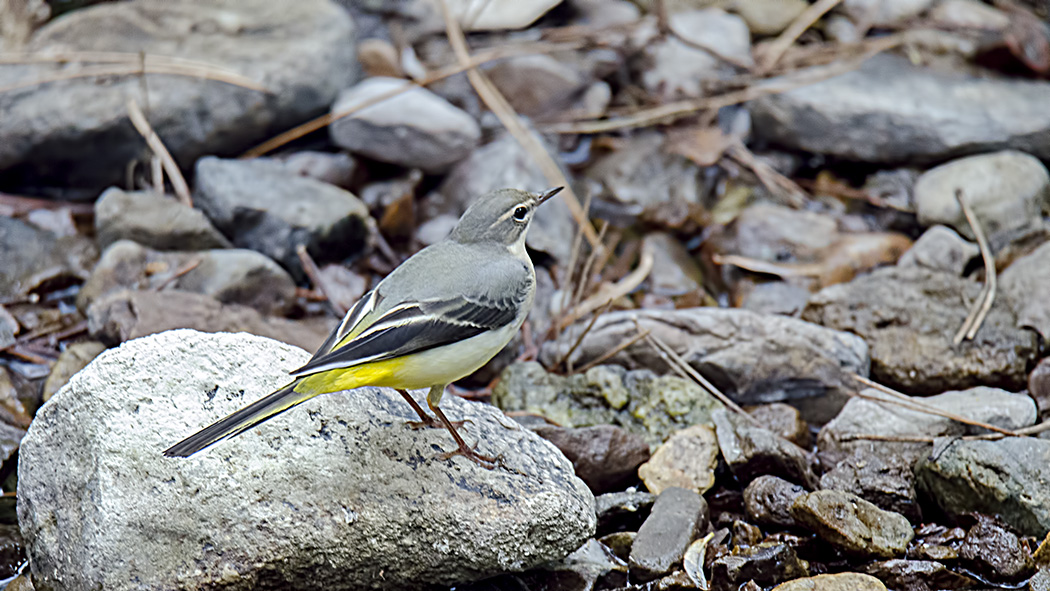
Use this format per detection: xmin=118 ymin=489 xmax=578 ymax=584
xmin=406 ymin=416 xmax=467 ymax=430
xmin=437 ymin=443 xmax=500 ymax=470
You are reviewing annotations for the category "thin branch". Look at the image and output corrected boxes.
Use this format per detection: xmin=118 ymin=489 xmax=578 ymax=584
xmin=126 ymin=97 xmax=192 ymax=206
xmin=439 ymin=0 xmax=600 ymax=249
xmin=557 ymin=238 xmax=655 ymax=330
xmin=152 ymin=257 xmax=202 ymax=292
xmin=0 ymin=62 xmax=267 ymax=94
xmin=953 ymin=189 xmax=996 ymax=344
xmin=558 ymin=300 xmax=614 ymax=373
xmin=759 ymin=0 xmax=845 ymax=72
xmin=851 ymin=374 xmax=1018 ymax=437
xmin=576 ymin=328 xmax=651 ymax=374
xmin=296 ymin=244 xmax=348 ymax=317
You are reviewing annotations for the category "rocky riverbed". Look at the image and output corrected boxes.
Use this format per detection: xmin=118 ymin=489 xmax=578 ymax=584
xmin=2 ymin=0 xmax=1050 ymax=589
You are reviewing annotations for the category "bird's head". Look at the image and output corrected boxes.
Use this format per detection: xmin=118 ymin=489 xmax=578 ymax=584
xmin=448 ymin=187 xmax=563 ymax=248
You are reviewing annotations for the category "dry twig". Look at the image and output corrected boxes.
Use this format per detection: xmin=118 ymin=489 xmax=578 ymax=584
xmin=557 ymin=239 xmax=655 ymax=330
xmin=126 ymin=98 xmax=192 ymax=206
xmin=152 ymin=257 xmax=203 ymax=292
xmin=952 ymin=189 xmax=996 ymax=344
xmin=759 ymin=0 xmax=845 ymax=72
xmin=0 ymin=61 xmax=267 ymax=94
xmin=439 ymin=0 xmax=599 ymax=249
xmin=576 ymin=328 xmax=651 ymax=374
xmin=296 ymin=244 xmax=349 ymax=317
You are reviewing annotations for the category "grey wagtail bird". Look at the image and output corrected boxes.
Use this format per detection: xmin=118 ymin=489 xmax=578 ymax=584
xmin=163 ymin=187 xmax=562 ymax=468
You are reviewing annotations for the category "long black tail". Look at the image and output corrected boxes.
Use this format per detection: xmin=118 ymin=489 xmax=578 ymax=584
xmin=163 ymin=383 xmax=318 ymax=457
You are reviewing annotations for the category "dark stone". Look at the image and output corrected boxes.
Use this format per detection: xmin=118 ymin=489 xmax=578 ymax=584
xmin=629 ymin=488 xmax=709 ymax=582
xmin=532 ymin=425 xmax=650 ymax=495
xmin=790 ymin=490 xmax=914 ymax=558
xmin=958 ymin=515 xmax=1034 ymax=582
xmin=595 ymin=490 xmax=655 ymax=537
xmin=712 ymin=409 xmax=818 ymax=489
xmin=820 ymin=449 xmax=921 ymax=523
xmin=710 ymin=544 xmax=809 ymax=591
xmin=743 ymin=475 xmax=806 ymax=528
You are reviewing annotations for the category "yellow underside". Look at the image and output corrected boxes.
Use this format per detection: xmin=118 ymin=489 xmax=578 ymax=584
xmin=294 ymin=356 xmax=408 ymax=395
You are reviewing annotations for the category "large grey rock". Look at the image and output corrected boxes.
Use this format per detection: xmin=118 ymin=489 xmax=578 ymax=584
xmin=802 ymin=266 xmax=1038 ymax=393
xmin=492 ymin=362 xmax=724 ymax=448
xmin=916 ymin=437 xmax=1050 ymax=537
xmin=0 ymin=216 xmax=95 ymax=300
xmin=539 ymin=308 xmax=870 ymax=423
xmin=79 ymin=240 xmax=297 ymax=315
xmin=818 ymin=385 xmax=1036 ymax=466
xmin=751 ymin=54 xmax=1050 ymax=164
xmin=914 ymin=151 xmax=1050 ymax=240
xmin=436 ymin=132 xmax=575 ymax=264
xmin=94 ymin=188 xmax=231 ymax=251
xmin=18 ymin=330 xmax=595 ymax=591
xmin=629 ymin=487 xmax=708 ymax=582
xmin=0 ymin=0 xmax=357 ymax=192
xmin=193 ymin=156 xmax=372 ymax=275
xmin=1001 ymin=241 xmax=1050 ymax=341
xmin=329 ymin=77 xmax=480 ymax=172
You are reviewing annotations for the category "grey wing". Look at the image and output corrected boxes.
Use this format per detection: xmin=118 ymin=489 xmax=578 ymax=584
xmin=290 ymin=283 xmax=529 ymax=377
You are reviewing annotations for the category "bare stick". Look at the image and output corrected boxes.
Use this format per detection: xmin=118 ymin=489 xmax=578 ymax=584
xmin=0 ymin=62 xmax=267 ymax=94
xmin=952 ymin=189 xmax=996 ymax=343
xmin=558 ymin=299 xmax=614 ymax=373
xmin=558 ymin=239 xmax=655 ymax=330
xmin=439 ymin=0 xmax=599 ymax=249
xmin=576 ymin=328 xmax=650 ymax=374
xmin=296 ymin=244 xmax=348 ymax=316
xmin=759 ymin=0 xmax=845 ymax=72
xmin=851 ymin=374 xmax=1018 ymax=437
xmin=152 ymin=257 xmax=202 ymax=292
xmin=126 ymin=97 xmax=192 ymax=206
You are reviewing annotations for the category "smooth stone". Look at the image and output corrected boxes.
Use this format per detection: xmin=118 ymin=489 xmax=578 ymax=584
xmin=94 ymin=189 xmax=231 ymax=251
xmin=18 ymin=330 xmax=595 ymax=591
xmin=819 ymin=449 xmax=921 ymax=523
xmin=532 ymin=424 xmax=650 ymax=495
xmin=192 ymin=156 xmax=371 ymax=275
xmin=863 ymin=559 xmax=977 ymax=591
xmin=728 ymin=0 xmax=808 ymax=35
xmin=329 ymin=77 xmax=480 ymax=172
xmin=710 ymin=544 xmax=809 ymax=591
xmin=803 ymin=266 xmax=1037 ymax=393
xmin=0 ymin=0 xmax=357 ymax=192
xmin=772 ymin=572 xmax=887 ymax=591
xmin=743 ymin=475 xmax=806 ymax=529
xmin=1031 ymin=358 xmax=1050 ymax=415
xmin=638 ymin=425 xmax=719 ymax=495
xmin=629 ymin=488 xmax=709 ymax=582
xmin=78 ymin=240 xmax=297 ymax=316
xmin=492 ymin=362 xmax=724 ymax=449
xmin=713 ymin=409 xmax=818 ymax=489
xmin=445 ymin=0 xmax=563 ymax=31
xmin=483 ymin=54 xmax=584 ymax=118
xmin=896 ymin=225 xmax=977 ymax=275
xmin=929 ymin=0 xmax=1010 ymax=30
xmin=86 ymin=289 xmax=334 ymax=352
xmin=277 ymin=151 xmax=356 ymax=188
xmin=959 ymin=515 xmax=1034 ymax=582
xmin=644 ymin=233 xmax=704 ymax=297
xmin=818 ymin=385 xmax=1036 ymax=466
xmin=843 ymin=0 xmax=934 ymax=26
xmin=790 ymin=490 xmax=914 ymax=558
xmin=436 ymin=132 xmax=575 ymax=264
xmin=636 ymin=9 xmax=752 ymax=100
xmin=915 ymin=437 xmax=1050 ymax=537
xmin=0 ymin=216 xmax=95 ymax=300
xmin=539 ymin=308 xmax=870 ymax=424
xmin=41 ymin=341 xmax=107 ymax=403
xmin=751 ymin=54 xmax=1050 ymax=164
xmin=511 ymin=538 xmax=628 ymax=591
xmin=914 ymin=150 xmax=1050 ymax=240
xmin=1001 ymin=240 xmax=1050 ymax=341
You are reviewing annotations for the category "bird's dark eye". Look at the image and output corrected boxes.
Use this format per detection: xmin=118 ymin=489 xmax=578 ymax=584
xmin=513 ymin=206 xmax=528 ymax=221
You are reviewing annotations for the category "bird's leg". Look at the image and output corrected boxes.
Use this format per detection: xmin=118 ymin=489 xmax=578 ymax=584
xmin=427 ymin=387 xmax=498 ymax=470
xmin=399 ymin=388 xmax=463 ymax=430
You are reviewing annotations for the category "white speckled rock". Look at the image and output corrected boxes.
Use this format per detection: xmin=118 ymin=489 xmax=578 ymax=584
xmin=18 ymin=330 xmax=595 ymax=591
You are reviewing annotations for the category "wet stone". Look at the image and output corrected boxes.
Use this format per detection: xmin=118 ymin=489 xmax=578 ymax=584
xmin=743 ymin=475 xmax=806 ymax=529
xmin=862 ymin=559 xmax=977 ymax=591
xmin=532 ymin=424 xmax=650 ymax=495
xmin=916 ymin=437 xmax=1050 ymax=537
xmin=713 ymin=409 xmax=818 ymax=489
xmin=638 ymin=425 xmax=719 ymax=495
xmin=710 ymin=543 xmax=809 ymax=591
xmin=790 ymin=490 xmax=914 ymax=558
xmin=93 ymin=188 xmax=231 ymax=252
xmin=629 ymin=488 xmax=709 ymax=582
xmin=596 ymin=490 xmax=655 ymax=536
xmin=802 ymin=266 xmax=1038 ymax=393
xmin=958 ymin=515 xmax=1034 ymax=583
xmin=819 ymin=449 xmax=921 ymax=523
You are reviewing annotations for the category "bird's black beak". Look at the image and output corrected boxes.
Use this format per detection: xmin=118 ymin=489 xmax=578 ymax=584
xmin=537 ymin=186 xmax=564 ymax=205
